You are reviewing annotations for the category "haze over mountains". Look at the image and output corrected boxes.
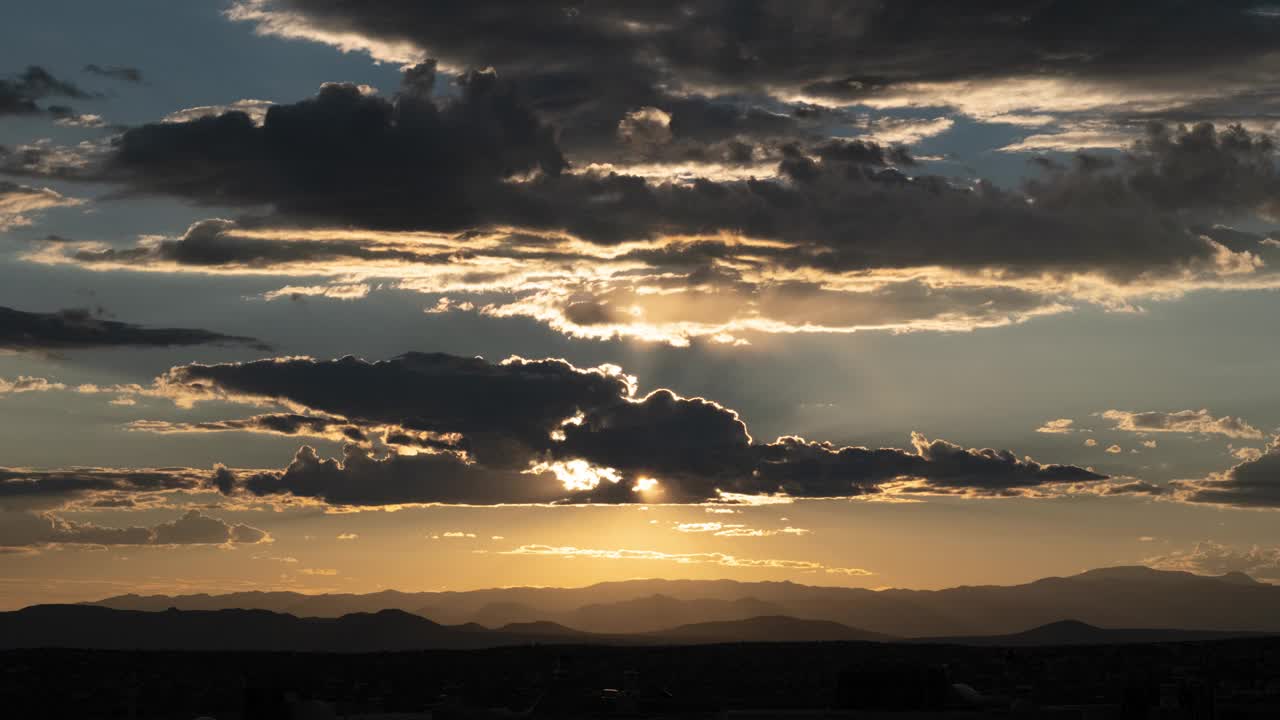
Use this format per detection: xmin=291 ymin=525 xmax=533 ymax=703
xmin=82 ymin=566 xmax=1278 ymax=639
xmin=0 ymin=606 xmax=900 ymax=652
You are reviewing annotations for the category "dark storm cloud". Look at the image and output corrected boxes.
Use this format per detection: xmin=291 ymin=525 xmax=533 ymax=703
xmin=99 ymin=67 xmax=564 ymax=231
xmin=162 ymin=353 xmax=633 ymax=466
xmin=1028 ymin=123 xmax=1280 ymax=220
xmin=152 ymin=509 xmax=268 ymax=544
xmin=230 ymin=2 xmax=1280 ymax=129
xmin=73 ymin=218 xmax=447 ymax=268
xmin=0 ymin=466 xmax=210 ymax=511
xmin=83 ymin=64 xmax=144 ymax=84
xmin=500 ymin=122 xmax=1277 ymax=278
xmin=233 ymin=445 xmax=566 ymax=506
xmin=234 ymin=2 xmax=858 ymax=157
xmin=1173 ymin=439 xmax=1280 ymax=508
xmin=128 ymin=414 xmax=367 ymax=443
xmin=0 ymin=66 xmax=93 ymax=117
xmin=752 ymin=433 xmax=1107 ymax=500
xmin=27 ymin=77 xmax=1278 ymax=345
xmin=509 ymin=148 xmax=1214 ymax=278
xmin=87 ymin=104 xmax=1243 ymax=281
xmin=162 ymin=352 xmax=1106 ymax=506
xmin=43 ymin=50 xmax=1266 ymax=285
xmin=553 ymin=388 xmax=758 ymax=501
xmin=0 ymin=509 xmax=267 ymax=549
xmin=0 ymin=305 xmax=270 ymax=353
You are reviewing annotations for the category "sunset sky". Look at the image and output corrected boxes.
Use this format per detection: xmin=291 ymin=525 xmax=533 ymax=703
xmin=4 ymin=1 xmax=1280 ymax=609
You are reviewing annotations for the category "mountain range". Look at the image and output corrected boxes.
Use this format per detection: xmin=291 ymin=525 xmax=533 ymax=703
xmin=83 ymin=566 xmax=1277 ymax=638
xmin=1 ymin=605 xmax=1268 ymax=652
xmin=0 ymin=605 xmax=898 ymax=651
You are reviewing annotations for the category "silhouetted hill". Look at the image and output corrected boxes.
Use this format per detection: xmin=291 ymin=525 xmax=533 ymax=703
xmin=8 ymin=604 xmax=1277 ymax=651
xmin=917 ymin=619 xmax=1271 ymax=646
xmin=568 ymin=594 xmax=787 ymax=633
xmin=495 ymin=620 xmax=594 ymax=639
xmin=0 ymin=605 xmax=549 ymax=652
xmin=470 ymin=601 xmax=547 ymax=627
xmin=645 ymin=615 xmax=893 ymax=644
xmin=85 ymin=566 xmax=1280 ymax=637
xmin=1071 ymin=565 xmax=1261 ymax=586
xmin=3 ymin=606 xmax=893 ymax=651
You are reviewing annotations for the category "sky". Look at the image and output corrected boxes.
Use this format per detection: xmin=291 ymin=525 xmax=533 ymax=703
xmin=3 ymin=1 xmax=1280 ymax=609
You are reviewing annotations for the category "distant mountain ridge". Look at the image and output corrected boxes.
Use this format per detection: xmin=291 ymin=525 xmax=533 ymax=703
xmin=83 ymin=566 xmax=1279 ymax=638
xmin=1 ymin=606 xmax=1268 ymax=652
xmin=646 ymin=615 xmax=893 ymax=644
xmin=0 ymin=606 xmax=892 ymax=652
xmin=914 ymin=619 xmax=1269 ymax=646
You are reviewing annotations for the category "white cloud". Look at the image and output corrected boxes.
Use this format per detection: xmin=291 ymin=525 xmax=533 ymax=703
xmin=1036 ymin=418 xmax=1077 ymax=434
xmin=1101 ymin=409 xmax=1263 ymax=439
xmin=1145 ymin=541 xmax=1280 ymax=581
xmin=501 ymin=544 xmax=872 ymax=576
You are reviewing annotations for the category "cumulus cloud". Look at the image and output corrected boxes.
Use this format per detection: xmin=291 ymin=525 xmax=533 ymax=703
xmin=0 ymin=65 xmax=93 ymax=117
xmin=77 ymin=106 xmax=1239 ymax=280
xmin=154 ymin=352 xmax=1106 ymax=507
xmin=618 ymin=107 xmax=673 ymax=150
xmin=0 ymin=376 xmax=66 ymax=394
xmin=1145 ymin=540 xmax=1280 ymax=581
xmin=82 ymin=64 xmax=144 ymax=84
xmin=0 ymin=304 xmax=269 ymax=353
xmin=0 ymin=182 xmax=83 ymax=231
xmin=162 ymin=98 xmax=275 ymax=126
xmin=95 ymin=67 xmax=564 ymax=231
xmin=0 ymin=378 xmax=174 ymax=407
xmin=1036 ymin=418 xmax=1078 ymax=434
xmin=65 ymin=218 xmax=451 ymax=270
xmin=30 ymin=106 xmax=1280 ymax=343
xmin=225 ymin=1 xmax=1280 ymax=137
xmin=54 ymin=113 xmax=109 ymax=129
xmin=1025 ymin=123 xmax=1280 ymax=220
xmin=1172 ymin=437 xmax=1280 ymax=508
xmin=9 ymin=16 xmax=1271 ymax=331
xmin=1233 ymin=446 xmax=1265 ymax=462
xmin=0 ymin=509 xmax=268 ymax=549
xmin=0 ymin=466 xmax=211 ymax=512
xmin=1101 ymin=408 xmax=1264 ymax=439
xmin=232 ymin=444 xmax=566 ymax=506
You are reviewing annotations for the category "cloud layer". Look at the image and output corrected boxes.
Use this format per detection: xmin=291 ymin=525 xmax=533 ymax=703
xmin=0 ymin=66 xmax=92 ymax=118
xmin=0 ymin=182 xmax=82 ymax=231
xmin=1174 ymin=438 xmax=1280 ymax=508
xmin=0 ymin=509 xmax=268 ymax=550
xmin=500 ymin=543 xmax=871 ymax=577
xmin=226 ymin=1 xmax=1280 ymax=139
xmin=6 ymin=5 xmax=1280 ymax=350
xmin=1102 ymin=409 xmax=1264 ymax=439
xmin=0 ymin=305 xmax=269 ymax=353
xmin=20 ymin=62 xmax=1280 ymax=344
xmin=146 ymin=351 xmax=1110 ymax=507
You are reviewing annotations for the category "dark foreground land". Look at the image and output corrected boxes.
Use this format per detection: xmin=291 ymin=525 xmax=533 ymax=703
xmin=6 ymin=638 xmax=1280 ymax=719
